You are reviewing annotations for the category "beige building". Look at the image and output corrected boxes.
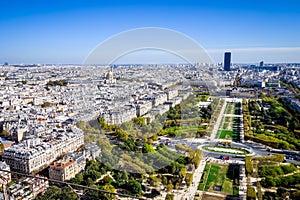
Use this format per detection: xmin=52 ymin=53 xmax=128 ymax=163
xmin=49 ymin=151 xmax=86 ymax=181
xmin=49 ymin=158 xmax=76 ymax=181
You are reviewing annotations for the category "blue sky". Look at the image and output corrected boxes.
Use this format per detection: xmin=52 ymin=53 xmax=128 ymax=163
xmin=0 ymin=0 xmax=300 ymax=64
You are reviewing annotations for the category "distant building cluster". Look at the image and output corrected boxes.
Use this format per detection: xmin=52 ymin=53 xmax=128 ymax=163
xmin=281 ymin=66 xmax=300 ymax=89
xmin=95 ymin=66 xmax=195 ymax=124
xmin=239 ymin=70 xmax=281 ymax=88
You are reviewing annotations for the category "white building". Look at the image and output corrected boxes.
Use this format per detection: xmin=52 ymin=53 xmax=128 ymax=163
xmin=136 ymin=101 xmax=152 ymax=117
xmin=100 ymin=105 xmax=137 ymax=124
xmin=2 ymin=129 xmax=84 ymax=174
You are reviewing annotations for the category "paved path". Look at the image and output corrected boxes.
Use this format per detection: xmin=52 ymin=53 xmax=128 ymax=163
xmin=175 ymin=159 xmax=207 ymax=200
xmin=223 ymin=114 xmax=243 ymax=118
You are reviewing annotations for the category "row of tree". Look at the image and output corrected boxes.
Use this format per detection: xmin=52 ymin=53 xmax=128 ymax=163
xmin=258 ymin=164 xmax=297 ymax=177
xmin=260 ymin=173 xmax=300 ymax=188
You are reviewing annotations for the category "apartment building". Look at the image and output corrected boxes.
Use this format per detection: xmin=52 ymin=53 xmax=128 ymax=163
xmin=2 ymin=130 xmax=84 ymax=174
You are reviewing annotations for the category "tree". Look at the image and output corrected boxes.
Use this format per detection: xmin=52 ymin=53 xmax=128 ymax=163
xmin=76 ymin=121 xmax=86 ymax=129
xmin=162 ymin=176 xmax=168 ymax=185
xmin=143 ymin=143 xmax=154 ymax=153
xmin=102 ymin=184 xmax=116 ymax=200
xmin=246 ymin=186 xmax=256 ymax=200
xmin=165 ymin=193 xmax=175 ymax=200
xmin=291 ymin=190 xmax=300 ymax=199
xmin=127 ymin=180 xmax=142 ymax=195
xmin=36 ymin=186 xmax=78 ymax=200
xmin=0 ymin=143 xmax=4 ymax=155
xmin=85 ymin=177 xmax=93 ymax=186
xmin=0 ymin=130 xmax=10 ymax=137
xmin=179 ymin=167 xmax=187 ymax=178
xmin=133 ymin=117 xmax=145 ymax=126
xmin=245 ymin=156 xmax=253 ymax=175
xmin=192 ymin=149 xmax=202 ymax=168
xmin=41 ymin=102 xmax=52 ymax=107
xmin=281 ymin=164 xmax=297 ymax=174
xmin=166 ymin=183 xmax=174 ymax=192
xmin=71 ymin=173 xmax=83 ymax=185
xmin=261 ymin=176 xmax=276 ymax=187
xmin=185 ymin=173 xmax=193 ymax=187
xmin=116 ymin=128 xmax=129 ymax=141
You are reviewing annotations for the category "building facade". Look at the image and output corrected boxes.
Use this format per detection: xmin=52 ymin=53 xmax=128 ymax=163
xmin=2 ymin=130 xmax=84 ymax=174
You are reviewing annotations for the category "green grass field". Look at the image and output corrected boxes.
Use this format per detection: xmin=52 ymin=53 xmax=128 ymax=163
xmin=218 ymin=116 xmax=241 ymax=141
xmin=219 ymin=130 xmax=233 ymax=139
xmin=198 ymin=163 xmax=240 ymax=196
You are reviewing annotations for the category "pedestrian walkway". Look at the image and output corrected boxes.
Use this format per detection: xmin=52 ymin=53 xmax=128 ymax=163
xmin=175 ymin=160 xmax=207 ymax=200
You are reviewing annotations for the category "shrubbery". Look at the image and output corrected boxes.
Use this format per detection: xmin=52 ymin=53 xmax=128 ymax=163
xmin=258 ymin=164 xmax=297 ymax=177
xmin=261 ymin=173 xmax=300 ymax=188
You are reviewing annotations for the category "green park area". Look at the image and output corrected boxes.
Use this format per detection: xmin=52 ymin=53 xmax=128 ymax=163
xmin=243 ymin=97 xmax=300 ymax=150
xmin=198 ymin=163 xmax=239 ymax=196
xmin=216 ymin=101 xmax=242 ymax=141
xmin=219 ymin=130 xmax=235 ymax=139
xmin=217 ymin=116 xmax=241 ymax=141
xmin=245 ymin=154 xmax=300 ymax=200
xmin=159 ymin=94 xmax=217 ymax=138
xmin=225 ymin=102 xmax=241 ymax=115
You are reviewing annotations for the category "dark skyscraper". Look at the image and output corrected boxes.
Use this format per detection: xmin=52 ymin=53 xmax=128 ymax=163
xmin=224 ymin=52 xmax=231 ymax=71
xmin=260 ymin=61 xmax=264 ymax=67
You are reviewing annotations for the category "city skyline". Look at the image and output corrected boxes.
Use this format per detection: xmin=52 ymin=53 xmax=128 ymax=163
xmin=1 ymin=0 xmax=300 ymax=64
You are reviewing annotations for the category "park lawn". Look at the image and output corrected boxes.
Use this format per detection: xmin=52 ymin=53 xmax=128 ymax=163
xmin=204 ymin=165 xmax=220 ymax=190
xmin=219 ymin=130 xmax=233 ymax=139
xmin=221 ymin=117 xmax=234 ymax=130
xmin=224 ymin=117 xmax=231 ymax=123
xmin=222 ymin=180 xmax=232 ymax=194
xmin=216 ymin=130 xmax=222 ymax=138
xmin=164 ymin=124 xmax=202 ymax=137
xmin=225 ymin=102 xmax=241 ymax=115
xmin=222 ymin=122 xmax=229 ymax=130
xmin=199 ymin=163 xmax=238 ymax=196
xmin=225 ymin=103 xmax=234 ymax=114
